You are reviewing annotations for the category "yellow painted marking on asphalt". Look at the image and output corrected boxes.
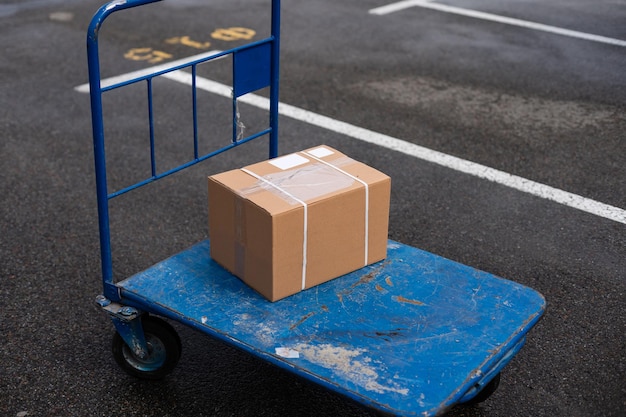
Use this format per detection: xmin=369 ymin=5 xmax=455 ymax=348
xmin=211 ymin=27 xmax=256 ymax=41
xmin=124 ymin=48 xmax=173 ymax=64
xmin=165 ymin=36 xmax=211 ymax=49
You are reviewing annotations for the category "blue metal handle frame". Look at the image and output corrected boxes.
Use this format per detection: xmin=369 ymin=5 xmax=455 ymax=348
xmin=87 ymin=0 xmax=281 ymax=301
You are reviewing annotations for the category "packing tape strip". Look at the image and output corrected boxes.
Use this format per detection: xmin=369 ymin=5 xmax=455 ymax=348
xmin=240 ymin=167 xmax=309 ymax=291
xmin=302 ymin=151 xmax=369 ymax=266
xmin=239 ymin=159 xmax=355 ymax=204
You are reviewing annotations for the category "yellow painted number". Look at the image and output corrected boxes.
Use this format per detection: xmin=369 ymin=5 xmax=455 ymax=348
xmin=123 ymin=27 xmax=257 ymax=64
xmin=124 ymin=48 xmax=173 ymax=64
xmin=211 ymin=27 xmax=256 ymax=41
xmin=165 ymin=36 xmax=211 ymax=49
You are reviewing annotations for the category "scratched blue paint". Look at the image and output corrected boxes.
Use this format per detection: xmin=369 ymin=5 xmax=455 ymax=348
xmin=118 ymin=240 xmax=545 ymax=416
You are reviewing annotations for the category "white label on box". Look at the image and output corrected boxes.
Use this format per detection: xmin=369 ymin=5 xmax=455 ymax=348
xmin=307 ymin=147 xmax=335 ymax=158
xmin=269 ymin=154 xmax=309 ymax=170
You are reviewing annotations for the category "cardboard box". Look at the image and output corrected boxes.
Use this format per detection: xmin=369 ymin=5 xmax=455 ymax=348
xmin=208 ymin=145 xmax=391 ymax=301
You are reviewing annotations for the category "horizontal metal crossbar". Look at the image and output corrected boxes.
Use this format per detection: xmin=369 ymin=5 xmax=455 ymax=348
xmin=107 ymin=128 xmax=271 ymax=199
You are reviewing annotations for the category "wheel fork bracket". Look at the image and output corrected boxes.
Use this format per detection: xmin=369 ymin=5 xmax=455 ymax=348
xmin=95 ymin=295 xmax=149 ymax=359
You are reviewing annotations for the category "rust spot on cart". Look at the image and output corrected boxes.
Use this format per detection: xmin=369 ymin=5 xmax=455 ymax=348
xmin=337 ymin=261 xmax=390 ymax=302
xmin=354 ymin=270 xmax=377 ymax=287
xmin=290 ymin=312 xmax=315 ymax=330
xmin=394 ymin=295 xmax=424 ymax=306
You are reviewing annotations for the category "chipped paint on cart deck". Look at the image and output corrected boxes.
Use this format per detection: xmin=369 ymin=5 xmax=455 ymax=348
xmin=117 ymin=239 xmax=545 ymax=415
xmin=293 ymin=343 xmax=410 ymax=396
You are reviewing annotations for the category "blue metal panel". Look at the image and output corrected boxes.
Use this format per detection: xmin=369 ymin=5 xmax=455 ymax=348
xmin=117 ymin=240 xmax=545 ymax=416
xmin=233 ymin=42 xmax=272 ymax=98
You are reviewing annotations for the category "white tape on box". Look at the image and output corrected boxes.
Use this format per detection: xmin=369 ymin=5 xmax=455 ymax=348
xmin=302 ymin=150 xmax=369 ymax=266
xmin=241 ymin=167 xmax=309 ymax=291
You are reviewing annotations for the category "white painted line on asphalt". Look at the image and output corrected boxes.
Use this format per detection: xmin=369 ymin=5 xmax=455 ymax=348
xmin=369 ymin=0 xmax=626 ymax=47
xmin=165 ymin=70 xmax=626 ymax=225
xmin=370 ymin=0 xmax=428 ymax=16
xmin=75 ymin=60 xmax=626 ymax=225
xmin=74 ymin=50 xmax=222 ymax=93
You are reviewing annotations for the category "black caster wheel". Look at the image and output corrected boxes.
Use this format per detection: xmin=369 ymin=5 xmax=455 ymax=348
xmin=463 ymin=372 xmax=501 ymax=406
xmin=112 ymin=315 xmax=181 ymax=380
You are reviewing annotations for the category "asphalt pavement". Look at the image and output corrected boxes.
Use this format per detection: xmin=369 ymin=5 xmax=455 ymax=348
xmin=1 ymin=0 xmax=625 ymax=416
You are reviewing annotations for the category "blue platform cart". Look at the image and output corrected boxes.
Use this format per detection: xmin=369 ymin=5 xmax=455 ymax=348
xmin=86 ymin=1 xmax=545 ymax=415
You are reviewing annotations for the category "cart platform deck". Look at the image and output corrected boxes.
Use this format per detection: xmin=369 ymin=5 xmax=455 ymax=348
xmin=117 ymin=239 xmax=545 ymax=416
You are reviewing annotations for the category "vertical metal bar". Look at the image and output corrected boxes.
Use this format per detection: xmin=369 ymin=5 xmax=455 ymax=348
xmin=192 ymin=64 xmax=199 ymax=159
xmin=147 ymin=78 xmax=156 ymax=177
xmin=268 ymin=0 xmax=281 ymax=158
xmin=232 ymin=60 xmax=238 ymax=144
xmin=86 ymin=0 xmax=164 ymax=302
xmin=86 ymin=5 xmax=114 ymax=301
xmin=230 ymin=47 xmax=239 ymax=143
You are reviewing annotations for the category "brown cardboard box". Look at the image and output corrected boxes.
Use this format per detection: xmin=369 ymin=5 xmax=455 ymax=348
xmin=208 ymin=145 xmax=391 ymax=301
